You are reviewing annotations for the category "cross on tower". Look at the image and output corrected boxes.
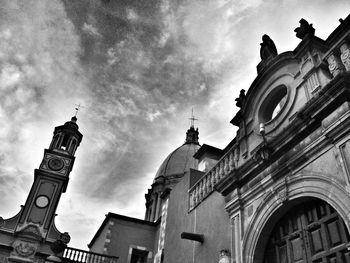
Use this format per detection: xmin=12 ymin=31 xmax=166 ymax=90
xmin=74 ymin=103 xmax=84 ymax=117
xmin=189 ymin=108 xmax=198 ymax=128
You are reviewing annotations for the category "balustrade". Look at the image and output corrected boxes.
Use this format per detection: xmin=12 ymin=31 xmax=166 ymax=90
xmin=188 ymin=145 xmax=238 ymax=210
xmin=63 ymin=247 xmax=118 ymax=263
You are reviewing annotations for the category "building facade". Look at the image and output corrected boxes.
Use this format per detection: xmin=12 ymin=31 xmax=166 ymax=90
xmin=89 ymin=14 xmax=350 ymax=263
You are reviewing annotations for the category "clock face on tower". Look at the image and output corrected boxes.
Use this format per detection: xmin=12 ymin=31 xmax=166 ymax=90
xmin=35 ymin=195 xmax=49 ymax=208
xmin=48 ymin=158 xmax=64 ymax=171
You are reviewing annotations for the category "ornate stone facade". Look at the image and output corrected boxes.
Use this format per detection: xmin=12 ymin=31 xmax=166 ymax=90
xmin=86 ymin=13 xmax=350 ymax=263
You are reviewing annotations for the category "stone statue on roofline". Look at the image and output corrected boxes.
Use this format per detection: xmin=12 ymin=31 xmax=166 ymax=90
xmin=260 ymin=34 xmax=278 ymax=61
xmin=235 ymin=89 xmax=246 ymax=108
xmin=294 ymin=18 xmax=315 ymax=39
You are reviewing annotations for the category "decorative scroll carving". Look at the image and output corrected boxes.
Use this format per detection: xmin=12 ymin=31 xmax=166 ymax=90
xmin=327 ymin=53 xmax=345 ymax=77
xmin=340 ymin=42 xmax=350 ymax=71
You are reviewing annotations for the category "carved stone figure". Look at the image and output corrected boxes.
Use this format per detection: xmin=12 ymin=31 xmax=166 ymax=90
xmin=235 ymin=89 xmax=246 ymax=108
xmin=294 ymin=18 xmax=315 ymax=39
xmin=260 ymin=34 xmax=278 ymax=60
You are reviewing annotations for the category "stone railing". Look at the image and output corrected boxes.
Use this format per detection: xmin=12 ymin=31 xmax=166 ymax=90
xmin=63 ymin=247 xmax=118 ymax=263
xmin=189 ymin=145 xmax=239 ymax=210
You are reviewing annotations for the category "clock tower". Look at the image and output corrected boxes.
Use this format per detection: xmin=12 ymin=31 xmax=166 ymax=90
xmin=2 ymin=116 xmax=83 ymax=263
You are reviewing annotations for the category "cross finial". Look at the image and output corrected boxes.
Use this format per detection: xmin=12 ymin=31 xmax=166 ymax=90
xmin=189 ymin=108 xmax=198 ymax=128
xmin=74 ymin=103 xmax=84 ymax=117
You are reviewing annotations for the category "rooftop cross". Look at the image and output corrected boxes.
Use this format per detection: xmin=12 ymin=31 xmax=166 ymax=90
xmin=189 ymin=108 xmax=198 ymax=128
xmin=74 ymin=103 xmax=84 ymax=117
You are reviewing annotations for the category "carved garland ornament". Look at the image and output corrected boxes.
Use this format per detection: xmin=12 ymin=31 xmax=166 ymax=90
xmin=12 ymin=240 xmax=38 ymax=258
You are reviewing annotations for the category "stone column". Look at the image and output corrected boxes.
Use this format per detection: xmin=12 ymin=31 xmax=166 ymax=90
xmin=151 ymin=194 xmax=157 ymax=222
xmin=155 ymin=193 xmax=161 ymax=220
xmin=231 ymin=214 xmax=242 ymax=263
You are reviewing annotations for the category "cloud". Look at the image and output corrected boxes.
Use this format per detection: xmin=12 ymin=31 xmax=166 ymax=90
xmin=2 ymin=0 xmax=350 ymax=250
xmin=0 ymin=0 xmax=268 ymax=248
xmin=0 ymin=0 xmax=87 ymax=218
xmin=82 ymin=23 xmax=102 ymax=38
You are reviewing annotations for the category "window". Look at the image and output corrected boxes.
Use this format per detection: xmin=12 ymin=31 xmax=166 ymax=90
xmin=259 ymin=85 xmax=287 ymax=123
xmin=130 ymin=249 xmax=148 ymax=263
xmin=60 ymin=135 xmax=70 ymax=150
xmin=69 ymin=139 xmax=77 ymax=154
xmin=51 ymin=134 xmax=60 ymax=149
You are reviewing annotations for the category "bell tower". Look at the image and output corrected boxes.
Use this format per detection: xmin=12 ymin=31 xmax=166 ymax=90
xmin=6 ymin=116 xmax=83 ymax=263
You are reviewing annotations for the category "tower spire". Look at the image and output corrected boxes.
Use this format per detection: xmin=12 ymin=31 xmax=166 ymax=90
xmin=5 ymin=117 xmax=83 ymax=262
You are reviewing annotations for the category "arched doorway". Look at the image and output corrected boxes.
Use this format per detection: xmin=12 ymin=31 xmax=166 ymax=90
xmin=263 ymin=199 xmax=350 ymax=262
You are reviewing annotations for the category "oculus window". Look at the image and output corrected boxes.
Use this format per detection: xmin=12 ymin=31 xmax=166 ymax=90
xmin=259 ymin=85 xmax=287 ymax=123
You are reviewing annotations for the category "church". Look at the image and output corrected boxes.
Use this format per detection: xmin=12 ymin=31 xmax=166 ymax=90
xmin=88 ymin=14 xmax=350 ymax=263
xmin=1 ymin=13 xmax=350 ymax=263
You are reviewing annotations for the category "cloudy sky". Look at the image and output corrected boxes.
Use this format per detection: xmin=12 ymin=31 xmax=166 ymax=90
xmin=0 ymin=0 xmax=349 ymax=249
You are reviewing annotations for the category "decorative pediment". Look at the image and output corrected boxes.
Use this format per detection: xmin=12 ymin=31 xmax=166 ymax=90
xmin=15 ymin=224 xmax=43 ymax=241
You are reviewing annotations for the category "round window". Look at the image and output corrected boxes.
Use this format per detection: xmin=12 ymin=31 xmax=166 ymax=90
xmin=259 ymin=85 xmax=288 ymax=123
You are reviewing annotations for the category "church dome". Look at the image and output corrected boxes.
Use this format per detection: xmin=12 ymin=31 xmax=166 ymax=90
xmin=154 ymin=126 xmax=200 ymax=182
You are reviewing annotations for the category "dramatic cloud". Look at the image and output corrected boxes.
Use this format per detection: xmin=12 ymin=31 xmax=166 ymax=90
xmin=1 ymin=0 xmax=349 ymax=249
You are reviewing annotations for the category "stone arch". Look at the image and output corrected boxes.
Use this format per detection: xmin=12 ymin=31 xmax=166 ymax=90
xmin=242 ymin=172 xmax=350 ymax=263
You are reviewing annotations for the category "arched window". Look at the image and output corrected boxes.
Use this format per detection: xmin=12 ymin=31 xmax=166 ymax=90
xmin=50 ymin=134 xmax=60 ymax=149
xmin=60 ymin=135 xmax=70 ymax=151
xmin=69 ymin=139 xmax=77 ymax=154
